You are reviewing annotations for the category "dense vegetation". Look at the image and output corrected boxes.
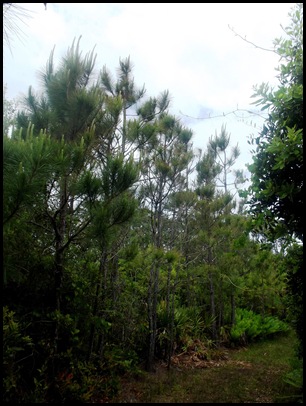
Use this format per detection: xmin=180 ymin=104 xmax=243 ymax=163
xmin=3 ymin=4 xmax=302 ymax=403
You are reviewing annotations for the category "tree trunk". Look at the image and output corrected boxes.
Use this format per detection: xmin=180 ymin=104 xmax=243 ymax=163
xmin=147 ymin=197 xmax=163 ymax=372
xmin=165 ymin=263 xmax=171 ymax=364
xmin=167 ymin=265 xmax=177 ymax=370
xmin=147 ymin=262 xmax=156 ymax=372
xmin=54 ymin=249 xmax=63 ymax=355
xmin=218 ymin=278 xmax=224 ymax=333
xmin=122 ymin=98 xmax=126 ymax=155
xmin=53 ymin=179 xmax=68 ymax=354
xmin=231 ymin=292 xmax=236 ymax=326
xmin=87 ymin=250 xmax=107 ymax=361
xmin=208 ymin=270 xmax=217 ymax=342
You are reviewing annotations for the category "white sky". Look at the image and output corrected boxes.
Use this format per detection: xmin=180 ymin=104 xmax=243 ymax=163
xmin=3 ymin=2 xmax=294 ymax=185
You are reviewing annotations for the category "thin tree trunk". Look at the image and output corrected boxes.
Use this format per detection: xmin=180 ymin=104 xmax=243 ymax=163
xmin=165 ymin=263 xmax=171 ymax=364
xmin=218 ymin=278 xmax=224 ymax=333
xmin=147 ymin=197 xmax=163 ymax=372
xmin=87 ymin=250 xmax=107 ymax=361
xmin=167 ymin=265 xmax=177 ymax=370
xmin=54 ymin=179 xmax=68 ymax=354
xmin=208 ymin=270 xmax=217 ymax=342
xmin=54 ymin=249 xmax=63 ymax=355
xmin=231 ymin=292 xmax=236 ymax=326
xmin=96 ymin=250 xmax=109 ymax=356
xmin=87 ymin=282 xmax=100 ymax=361
xmin=152 ymin=263 xmax=159 ymax=362
xmin=122 ymin=99 xmax=126 ymax=155
xmin=147 ymin=262 xmax=156 ymax=372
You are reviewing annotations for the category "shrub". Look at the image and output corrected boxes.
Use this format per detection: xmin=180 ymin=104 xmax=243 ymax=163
xmin=156 ymin=303 xmax=207 ymax=356
xmin=3 ymin=306 xmax=34 ymax=402
xmin=230 ymin=308 xmax=290 ymax=345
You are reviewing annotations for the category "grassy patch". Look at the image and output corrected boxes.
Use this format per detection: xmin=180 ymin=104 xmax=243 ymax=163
xmin=110 ymin=330 xmax=301 ymax=403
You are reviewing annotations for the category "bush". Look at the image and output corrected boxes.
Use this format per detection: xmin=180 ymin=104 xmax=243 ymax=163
xmin=230 ymin=308 xmax=290 ymax=345
xmin=3 ymin=306 xmax=34 ymax=402
xmin=157 ymin=303 xmax=206 ymax=351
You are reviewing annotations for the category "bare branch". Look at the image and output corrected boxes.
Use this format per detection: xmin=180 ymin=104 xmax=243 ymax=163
xmin=179 ymin=108 xmax=268 ymax=121
xmin=228 ymin=25 xmax=276 ymax=53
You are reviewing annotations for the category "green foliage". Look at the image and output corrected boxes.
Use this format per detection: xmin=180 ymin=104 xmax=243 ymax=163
xmin=284 ymin=358 xmax=303 ymax=388
xmin=283 ymin=356 xmax=303 ymax=401
xmin=101 ymin=154 xmax=138 ymax=199
xmin=246 ymin=3 xmax=303 ymax=241
xmin=30 ymin=355 xmax=121 ymax=403
xmin=3 ymin=127 xmax=57 ymax=226
xmin=41 ymin=36 xmax=100 ymax=140
xmin=3 ymin=307 xmax=34 ymax=402
xmin=53 ymin=359 xmax=121 ymax=403
xmin=3 ymin=20 xmax=301 ymax=402
xmin=157 ymin=303 xmax=206 ymax=351
xmin=51 ymin=310 xmax=81 ymax=346
xmin=281 ymin=243 xmax=303 ymax=358
xmin=230 ymin=308 xmax=290 ymax=345
xmin=103 ymin=346 xmax=141 ymax=376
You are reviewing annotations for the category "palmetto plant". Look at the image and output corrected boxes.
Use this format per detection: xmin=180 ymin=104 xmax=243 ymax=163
xmin=230 ymin=308 xmax=290 ymax=344
xmin=157 ymin=303 xmax=206 ymax=349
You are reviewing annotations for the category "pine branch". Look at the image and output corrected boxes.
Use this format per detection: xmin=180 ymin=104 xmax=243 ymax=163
xmin=59 ymin=218 xmax=91 ymax=253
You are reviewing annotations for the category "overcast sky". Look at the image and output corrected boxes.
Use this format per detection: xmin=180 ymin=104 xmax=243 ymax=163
xmin=3 ymin=3 xmax=294 ymax=185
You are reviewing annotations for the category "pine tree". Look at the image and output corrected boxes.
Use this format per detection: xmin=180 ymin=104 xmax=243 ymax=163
xmin=100 ymin=56 xmax=146 ymax=155
xmin=138 ymin=112 xmax=193 ymax=370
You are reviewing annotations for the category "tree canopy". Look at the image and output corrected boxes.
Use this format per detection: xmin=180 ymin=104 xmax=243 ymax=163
xmin=245 ymin=3 xmax=303 ymax=243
